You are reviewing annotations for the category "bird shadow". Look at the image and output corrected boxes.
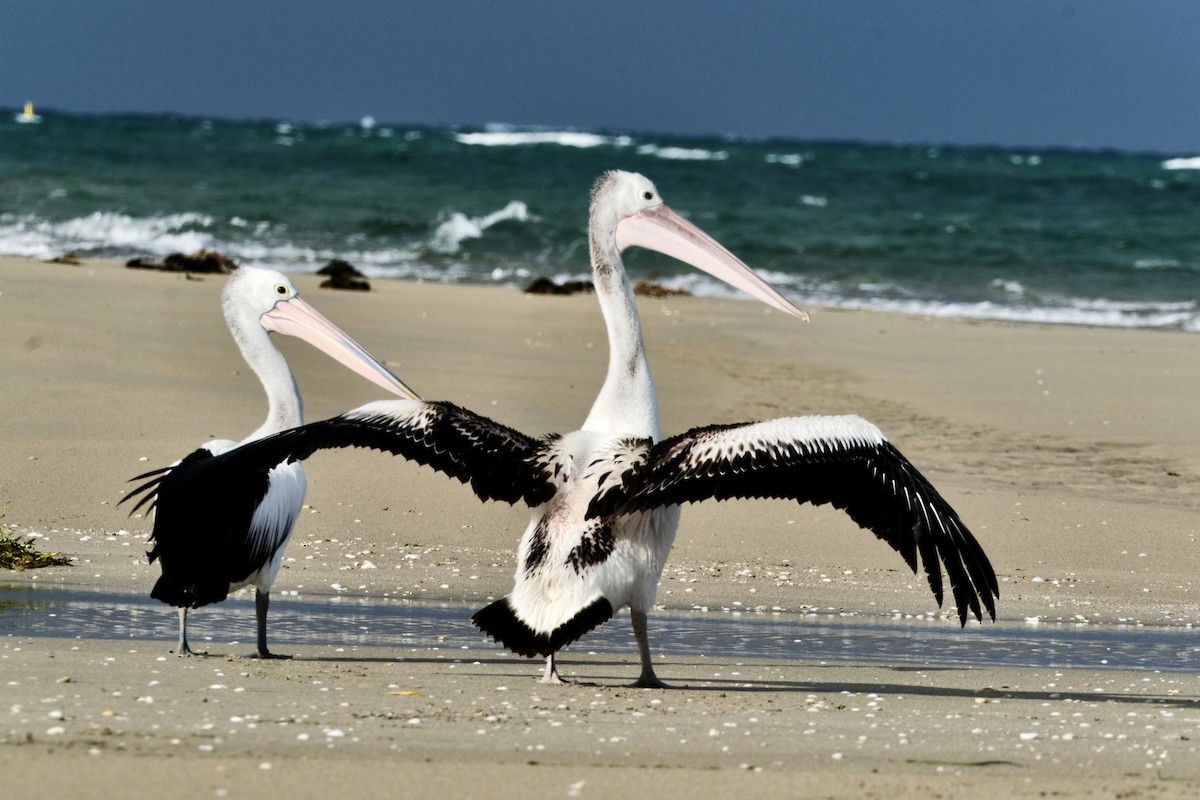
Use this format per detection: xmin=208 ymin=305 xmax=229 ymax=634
xmin=452 ymin=657 xmax=1200 ymax=708
xmin=159 ymin=647 xmax=1200 ymax=709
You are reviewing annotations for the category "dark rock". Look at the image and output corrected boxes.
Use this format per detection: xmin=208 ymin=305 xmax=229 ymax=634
xmin=320 ymin=274 xmax=371 ymax=291
xmin=126 ymin=249 xmax=238 ymax=274
xmin=318 ymin=259 xmax=371 ymax=291
xmin=317 ymin=259 xmax=365 ymax=278
xmin=525 ymin=277 xmax=594 ymax=295
xmin=165 ymin=249 xmax=237 ymax=273
xmin=125 ymin=256 xmax=166 ymax=270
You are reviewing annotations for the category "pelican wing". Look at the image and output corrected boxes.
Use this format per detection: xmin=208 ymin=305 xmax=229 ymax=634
xmin=587 ymin=415 xmax=997 ymax=624
xmin=123 ymin=399 xmax=556 ymax=514
xmin=133 ymin=446 xmax=272 ymax=608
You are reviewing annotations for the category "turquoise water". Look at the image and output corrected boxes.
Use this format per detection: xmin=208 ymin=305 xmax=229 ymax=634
xmin=3 ymin=111 xmax=1198 ymax=330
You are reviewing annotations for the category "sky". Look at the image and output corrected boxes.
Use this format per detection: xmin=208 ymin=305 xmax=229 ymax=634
xmin=5 ymin=1 xmax=1199 ymax=153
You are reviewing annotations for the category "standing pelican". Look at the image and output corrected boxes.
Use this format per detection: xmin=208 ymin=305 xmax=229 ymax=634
xmin=124 ymin=266 xmax=419 ymax=658
xmin=127 ymin=173 xmax=997 ymax=684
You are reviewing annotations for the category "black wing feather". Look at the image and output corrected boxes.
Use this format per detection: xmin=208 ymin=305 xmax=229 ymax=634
xmin=130 ymin=447 xmax=273 ymax=608
xmin=270 ymin=400 xmax=555 ymax=506
xmin=123 ymin=400 xmax=556 ymax=522
xmin=586 ymin=418 xmax=997 ymax=625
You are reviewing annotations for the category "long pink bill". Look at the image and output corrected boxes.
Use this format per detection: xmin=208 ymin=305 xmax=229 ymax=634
xmin=260 ymin=295 xmax=422 ymax=400
xmin=615 ymin=203 xmax=809 ymax=321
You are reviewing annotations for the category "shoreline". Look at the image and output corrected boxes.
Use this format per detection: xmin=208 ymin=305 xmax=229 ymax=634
xmin=3 ymin=255 xmax=1199 ymax=796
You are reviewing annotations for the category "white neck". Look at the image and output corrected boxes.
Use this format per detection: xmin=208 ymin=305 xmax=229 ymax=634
xmin=581 ymin=237 xmax=660 ymax=439
xmin=228 ymin=314 xmax=304 ymax=442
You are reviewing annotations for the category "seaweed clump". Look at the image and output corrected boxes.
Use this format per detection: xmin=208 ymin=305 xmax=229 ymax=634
xmin=0 ymin=503 xmax=71 ymax=570
xmin=0 ymin=535 xmax=71 ymax=570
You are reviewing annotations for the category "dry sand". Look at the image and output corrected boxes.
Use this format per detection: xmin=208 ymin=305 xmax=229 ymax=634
xmin=2 ymin=256 xmax=1198 ymax=798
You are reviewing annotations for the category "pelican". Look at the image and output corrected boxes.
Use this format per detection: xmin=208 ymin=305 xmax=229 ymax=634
xmin=123 ymin=266 xmax=419 ymax=658
xmin=127 ymin=172 xmax=997 ymax=684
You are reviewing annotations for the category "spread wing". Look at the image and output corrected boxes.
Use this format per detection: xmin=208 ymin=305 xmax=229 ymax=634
xmin=587 ymin=415 xmax=997 ymax=624
xmin=122 ymin=399 xmax=558 ymax=520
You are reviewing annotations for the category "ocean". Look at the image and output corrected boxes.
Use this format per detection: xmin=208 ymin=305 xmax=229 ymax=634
xmin=3 ymin=112 xmax=1198 ymax=332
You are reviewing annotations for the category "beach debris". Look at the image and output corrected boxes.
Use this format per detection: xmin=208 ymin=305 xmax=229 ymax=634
xmin=126 ymin=249 xmax=239 ymax=274
xmin=317 ymin=259 xmax=371 ymax=291
xmin=45 ymin=252 xmax=82 ymax=265
xmin=0 ymin=534 xmax=72 ymax=570
xmin=524 ymin=276 xmax=593 ymax=295
xmin=633 ymin=279 xmax=689 ymax=298
xmin=525 ymin=275 xmax=687 ymax=297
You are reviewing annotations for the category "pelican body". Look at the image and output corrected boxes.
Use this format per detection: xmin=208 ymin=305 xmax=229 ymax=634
xmin=127 ymin=173 xmax=997 ymax=684
xmin=124 ymin=266 xmax=418 ymax=657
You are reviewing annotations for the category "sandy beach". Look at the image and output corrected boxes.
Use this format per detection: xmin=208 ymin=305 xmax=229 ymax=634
xmin=2 ymin=256 xmax=1199 ymax=798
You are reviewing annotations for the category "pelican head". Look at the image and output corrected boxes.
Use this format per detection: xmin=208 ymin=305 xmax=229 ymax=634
xmin=590 ymin=170 xmax=808 ymax=321
xmin=221 ymin=266 xmax=420 ymax=400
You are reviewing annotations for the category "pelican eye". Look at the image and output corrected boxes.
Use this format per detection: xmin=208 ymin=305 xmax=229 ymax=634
xmin=274 ymin=283 xmax=290 ymax=296
xmin=642 ymin=191 xmax=654 ymax=200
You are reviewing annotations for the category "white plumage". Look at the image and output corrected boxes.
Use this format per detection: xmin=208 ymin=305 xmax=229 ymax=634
xmin=124 ymin=267 xmax=416 ymax=657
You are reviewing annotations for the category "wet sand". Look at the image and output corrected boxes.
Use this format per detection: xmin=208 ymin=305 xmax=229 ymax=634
xmin=2 ymin=256 xmax=1199 ymax=797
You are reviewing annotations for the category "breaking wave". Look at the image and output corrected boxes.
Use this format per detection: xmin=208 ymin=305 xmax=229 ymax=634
xmin=0 ymin=211 xmax=214 ymax=259
xmin=454 ymin=130 xmax=631 ymax=148
xmin=637 ymin=144 xmax=728 ymax=161
xmin=429 ymin=201 xmax=531 ymax=254
xmin=1161 ymin=156 xmax=1200 ymax=170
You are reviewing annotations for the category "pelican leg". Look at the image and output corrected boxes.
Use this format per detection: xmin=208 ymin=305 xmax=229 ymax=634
xmin=629 ymin=609 xmax=668 ymax=689
xmin=175 ymin=607 xmax=205 ymax=657
xmin=540 ymin=653 xmax=566 ymax=684
xmin=253 ymin=590 xmax=291 ymax=660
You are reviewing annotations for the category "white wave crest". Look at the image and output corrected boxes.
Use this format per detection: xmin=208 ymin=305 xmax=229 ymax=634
xmin=630 ymin=271 xmax=1199 ymax=332
xmin=454 ymin=131 xmax=631 ymax=148
xmin=1162 ymin=156 xmax=1200 ymax=170
xmin=765 ymin=153 xmax=807 ymax=167
xmin=0 ymin=211 xmax=213 ymax=258
xmin=990 ymin=278 xmax=1026 ymax=296
xmin=429 ymin=201 xmax=530 ymax=254
xmin=805 ymin=291 xmax=1199 ymax=332
xmin=636 ymin=144 xmax=728 ymax=161
xmin=1133 ymin=258 xmax=1192 ymax=271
